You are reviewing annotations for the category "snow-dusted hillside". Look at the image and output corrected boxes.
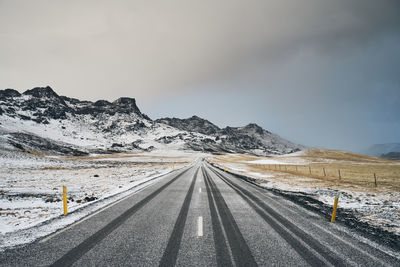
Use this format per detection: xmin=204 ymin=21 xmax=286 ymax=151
xmin=0 ymin=86 xmax=303 ymax=156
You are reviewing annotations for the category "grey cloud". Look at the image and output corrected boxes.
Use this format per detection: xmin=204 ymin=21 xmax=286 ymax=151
xmin=0 ymin=0 xmax=399 ymax=152
xmin=1 ymin=0 xmax=399 ymax=99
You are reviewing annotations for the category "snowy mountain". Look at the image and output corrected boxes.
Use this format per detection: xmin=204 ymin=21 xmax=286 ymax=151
xmin=156 ymin=117 xmax=302 ymax=155
xmin=0 ymin=86 xmax=303 ymax=156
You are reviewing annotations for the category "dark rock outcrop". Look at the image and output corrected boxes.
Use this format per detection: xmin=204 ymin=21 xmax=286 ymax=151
xmin=0 ymin=89 xmax=21 ymax=99
xmin=1 ymin=87 xmax=146 ymax=122
xmin=23 ymin=86 xmax=61 ymax=99
xmin=156 ymin=116 xmax=220 ymax=136
xmin=113 ymin=97 xmax=142 ymax=115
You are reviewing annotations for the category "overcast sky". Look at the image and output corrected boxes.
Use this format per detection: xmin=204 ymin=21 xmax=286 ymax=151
xmin=1 ymin=0 xmax=399 ymax=153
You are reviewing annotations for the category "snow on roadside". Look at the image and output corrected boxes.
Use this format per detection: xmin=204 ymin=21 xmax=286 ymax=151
xmin=0 ymin=149 xmax=202 ymax=251
xmin=210 ymin=160 xmax=400 ymax=237
xmin=260 ymin=179 xmax=400 ymax=235
xmin=0 ymin=174 xmax=168 ymax=251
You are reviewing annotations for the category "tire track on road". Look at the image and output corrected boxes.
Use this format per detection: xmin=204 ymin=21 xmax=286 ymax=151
xmin=208 ymin=165 xmax=346 ymax=266
xmin=203 ymin=166 xmax=257 ymax=267
xmin=50 ymin=167 xmax=193 ymax=267
xmin=202 ymin=167 xmax=232 ymax=267
xmin=159 ymin=167 xmax=199 ymax=266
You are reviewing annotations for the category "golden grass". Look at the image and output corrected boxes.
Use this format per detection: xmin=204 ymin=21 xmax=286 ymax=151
xmin=298 ymin=149 xmax=395 ymax=163
xmin=209 ymin=149 xmax=400 ymax=193
xmin=252 ymin=163 xmax=400 ymax=191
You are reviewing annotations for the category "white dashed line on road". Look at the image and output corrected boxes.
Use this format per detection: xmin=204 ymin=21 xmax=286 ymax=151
xmin=197 ymin=216 xmax=203 ymax=237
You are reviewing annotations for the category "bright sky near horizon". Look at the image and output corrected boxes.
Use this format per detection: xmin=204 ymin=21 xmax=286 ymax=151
xmin=1 ymin=0 xmax=399 ymax=153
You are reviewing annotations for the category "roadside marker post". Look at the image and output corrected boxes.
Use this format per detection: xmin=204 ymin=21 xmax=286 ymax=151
xmin=338 ymin=169 xmax=341 ymax=180
xmin=309 ymin=166 xmax=311 ymax=175
xmin=374 ymin=173 xmax=377 ymax=187
xmin=63 ymin=186 xmax=68 ymax=215
xmin=323 ymin=167 xmax=326 ymax=177
xmin=331 ymin=197 xmax=339 ymax=223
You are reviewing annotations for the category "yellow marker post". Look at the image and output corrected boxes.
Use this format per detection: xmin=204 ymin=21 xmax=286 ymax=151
xmin=172 ymin=163 xmax=174 ymax=171
xmin=63 ymin=186 xmax=68 ymax=215
xmin=331 ymin=197 xmax=339 ymax=222
xmin=224 ymin=167 xmax=226 ymax=172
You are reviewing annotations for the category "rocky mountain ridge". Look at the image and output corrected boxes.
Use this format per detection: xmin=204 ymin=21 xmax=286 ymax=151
xmin=156 ymin=117 xmax=300 ymax=155
xmin=0 ymin=86 xmax=149 ymax=122
xmin=0 ymin=86 xmax=303 ymax=156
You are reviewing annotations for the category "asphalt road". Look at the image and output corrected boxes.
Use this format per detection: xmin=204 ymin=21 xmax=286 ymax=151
xmin=1 ymin=160 xmax=399 ymax=266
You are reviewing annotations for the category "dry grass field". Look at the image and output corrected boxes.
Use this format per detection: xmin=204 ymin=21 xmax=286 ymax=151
xmin=209 ymin=149 xmax=400 ymax=193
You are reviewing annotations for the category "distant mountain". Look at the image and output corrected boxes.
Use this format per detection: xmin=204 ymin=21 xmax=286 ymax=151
xmin=0 ymin=86 xmax=303 ymax=156
xmin=156 ymin=117 xmax=302 ymax=155
xmin=364 ymin=143 xmax=400 ymax=160
xmin=156 ymin=116 xmax=220 ymax=136
xmin=381 ymin=152 xmax=400 ymax=160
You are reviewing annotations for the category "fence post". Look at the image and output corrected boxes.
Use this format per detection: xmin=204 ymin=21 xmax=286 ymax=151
xmin=374 ymin=173 xmax=377 ymax=187
xmin=63 ymin=186 xmax=67 ymax=215
xmin=338 ymin=169 xmax=341 ymax=180
xmin=331 ymin=197 xmax=339 ymax=222
xmin=323 ymin=167 xmax=326 ymax=177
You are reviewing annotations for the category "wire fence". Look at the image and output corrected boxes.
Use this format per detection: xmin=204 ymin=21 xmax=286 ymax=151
xmin=251 ymin=163 xmax=400 ymax=189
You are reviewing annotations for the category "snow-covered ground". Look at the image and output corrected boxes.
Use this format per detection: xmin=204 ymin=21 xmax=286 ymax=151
xmin=0 ymin=148 xmax=206 ymax=251
xmin=0 ymin=113 xmax=212 ymax=153
xmin=247 ymin=150 xmax=308 ymax=165
xmin=257 ymin=179 xmax=400 ymax=234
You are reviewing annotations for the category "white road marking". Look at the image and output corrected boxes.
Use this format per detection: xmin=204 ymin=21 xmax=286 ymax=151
xmin=197 ymin=216 xmax=203 ymax=237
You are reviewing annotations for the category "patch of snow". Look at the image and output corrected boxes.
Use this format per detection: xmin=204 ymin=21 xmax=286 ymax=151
xmin=248 ymin=159 xmax=290 ymax=165
xmin=0 ymin=149 xmax=204 ymax=251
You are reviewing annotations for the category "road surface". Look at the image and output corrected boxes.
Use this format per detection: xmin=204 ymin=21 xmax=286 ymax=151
xmin=1 ymin=160 xmax=399 ymax=266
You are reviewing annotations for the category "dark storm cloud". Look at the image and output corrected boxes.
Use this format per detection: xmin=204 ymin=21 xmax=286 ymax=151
xmin=0 ymin=0 xmax=399 ymax=151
